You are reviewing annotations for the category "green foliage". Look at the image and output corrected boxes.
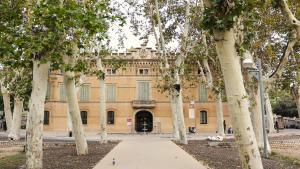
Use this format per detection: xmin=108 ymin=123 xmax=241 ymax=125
xmin=0 ymin=0 xmax=122 ymax=72
xmin=201 ymin=0 xmax=261 ymax=32
xmin=272 ymin=96 xmax=298 ymax=118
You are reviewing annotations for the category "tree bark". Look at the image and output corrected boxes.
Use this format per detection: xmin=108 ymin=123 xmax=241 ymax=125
xmin=26 ymin=61 xmax=50 ymax=169
xmin=251 ymin=88 xmax=271 ymax=153
xmin=292 ymin=85 xmax=300 ymax=118
xmin=172 ymin=67 xmax=187 ymax=144
xmin=216 ymin=92 xmax=225 ymax=136
xmin=214 ymin=29 xmax=263 ymax=169
xmin=8 ymin=97 xmax=24 ymax=140
xmin=170 ymin=94 xmax=179 ymax=141
xmin=99 ymin=78 xmax=107 ymax=143
xmin=265 ymin=91 xmax=275 ymax=133
xmin=0 ymin=85 xmax=12 ymax=133
xmin=96 ymin=58 xmax=107 ymax=143
xmin=64 ymin=70 xmax=88 ymax=155
xmin=67 ymin=106 xmax=73 ymax=136
xmin=296 ymin=94 xmax=300 ymax=119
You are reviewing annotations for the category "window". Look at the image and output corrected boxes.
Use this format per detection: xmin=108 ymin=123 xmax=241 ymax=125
xmin=138 ymin=68 xmax=149 ymax=75
xmin=200 ymin=111 xmax=207 ymax=124
xmin=106 ymin=84 xmax=116 ymax=102
xmin=138 ymin=81 xmax=150 ymax=101
xmin=80 ymin=111 xmax=88 ymax=125
xmin=106 ymin=68 xmax=116 ymax=75
xmin=107 ymin=111 xmax=115 ymax=124
xmin=199 ymin=83 xmax=207 ymax=102
xmin=44 ymin=111 xmax=50 ymax=125
xmin=46 ymin=83 xmax=51 ymax=101
xmin=80 ymin=85 xmax=89 ymax=101
xmin=60 ymin=84 xmax=66 ymax=101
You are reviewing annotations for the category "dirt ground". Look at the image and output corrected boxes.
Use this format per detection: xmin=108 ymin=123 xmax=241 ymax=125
xmin=0 ymin=141 xmax=119 ymax=169
xmin=177 ymin=136 xmax=300 ymax=169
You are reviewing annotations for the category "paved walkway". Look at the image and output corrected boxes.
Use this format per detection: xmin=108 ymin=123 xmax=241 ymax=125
xmin=1 ymin=129 xmax=299 ymax=141
xmin=93 ymin=136 xmax=208 ymax=169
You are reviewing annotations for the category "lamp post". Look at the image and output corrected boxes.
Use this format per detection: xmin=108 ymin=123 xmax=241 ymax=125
xmin=243 ymin=55 xmax=269 ymax=158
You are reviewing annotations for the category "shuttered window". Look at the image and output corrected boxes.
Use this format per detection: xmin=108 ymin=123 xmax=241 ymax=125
xmin=60 ymin=84 xmax=66 ymax=101
xmin=200 ymin=111 xmax=208 ymax=124
xmin=106 ymin=84 xmax=116 ymax=102
xmin=80 ymin=85 xmax=89 ymax=101
xmin=44 ymin=111 xmax=50 ymax=125
xmin=45 ymin=83 xmax=51 ymax=101
xmin=199 ymin=83 xmax=207 ymax=102
xmin=80 ymin=111 xmax=88 ymax=125
xmin=138 ymin=81 xmax=150 ymax=101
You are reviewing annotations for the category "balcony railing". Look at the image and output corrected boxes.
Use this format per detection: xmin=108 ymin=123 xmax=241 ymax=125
xmin=132 ymin=100 xmax=156 ymax=108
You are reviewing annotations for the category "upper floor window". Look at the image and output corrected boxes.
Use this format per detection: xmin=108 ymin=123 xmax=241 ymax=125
xmin=199 ymin=83 xmax=207 ymax=102
xmin=138 ymin=68 xmax=149 ymax=75
xmin=60 ymin=84 xmax=66 ymax=101
xmin=80 ymin=85 xmax=90 ymax=101
xmin=46 ymin=83 xmax=51 ymax=101
xmin=106 ymin=84 xmax=116 ymax=102
xmin=107 ymin=111 xmax=115 ymax=124
xmin=80 ymin=111 xmax=88 ymax=125
xmin=200 ymin=111 xmax=208 ymax=124
xmin=137 ymin=81 xmax=150 ymax=101
xmin=106 ymin=68 xmax=116 ymax=75
xmin=44 ymin=111 xmax=50 ymax=125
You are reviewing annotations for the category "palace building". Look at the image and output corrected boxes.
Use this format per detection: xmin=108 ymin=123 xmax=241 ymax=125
xmin=44 ymin=44 xmax=231 ymax=133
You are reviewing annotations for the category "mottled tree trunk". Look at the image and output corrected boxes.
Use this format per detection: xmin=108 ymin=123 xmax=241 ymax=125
xmin=216 ymin=92 xmax=225 ymax=136
xmin=26 ymin=61 xmax=50 ymax=169
xmin=1 ymin=85 xmax=12 ymax=133
xmin=265 ymin=92 xmax=275 ymax=133
xmin=99 ymin=78 xmax=107 ymax=143
xmin=292 ymin=86 xmax=300 ymax=118
xmin=64 ymin=71 xmax=88 ymax=155
xmin=8 ymin=97 xmax=24 ymax=140
xmin=96 ymin=58 xmax=107 ymax=143
xmin=214 ymin=29 xmax=263 ymax=169
xmin=172 ymin=68 xmax=187 ymax=144
xmin=251 ymin=88 xmax=271 ymax=153
xmin=170 ymin=94 xmax=180 ymax=141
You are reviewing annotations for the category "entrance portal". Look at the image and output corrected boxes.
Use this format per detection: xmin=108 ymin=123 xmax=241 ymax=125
xmin=135 ymin=110 xmax=153 ymax=132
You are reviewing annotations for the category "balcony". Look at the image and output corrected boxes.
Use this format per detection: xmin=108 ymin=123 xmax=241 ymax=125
xmin=132 ymin=100 xmax=156 ymax=109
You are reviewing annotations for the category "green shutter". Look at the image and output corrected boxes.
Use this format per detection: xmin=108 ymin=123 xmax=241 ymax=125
xmin=138 ymin=82 xmax=150 ymax=101
xmin=106 ymin=84 xmax=116 ymax=102
xmin=80 ymin=85 xmax=89 ymax=101
xmin=46 ymin=83 xmax=51 ymax=101
xmin=60 ymin=84 xmax=66 ymax=101
xmin=199 ymin=83 xmax=207 ymax=102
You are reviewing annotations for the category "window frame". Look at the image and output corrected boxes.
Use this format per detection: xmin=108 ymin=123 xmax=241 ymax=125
xmin=107 ymin=111 xmax=115 ymax=125
xmin=199 ymin=83 xmax=208 ymax=102
xmin=59 ymin=83 xmax=66 ymax=102
xmin=79 ymin=84 xmax=90 ymax=102
xmin=44 ymin=111 xmax=50 ymax=125
xmin=138 ymin=68 xmax=149 ymax=75
xmin=106 ymin=84 xmax=116 ymax=102
xmin=200 ymin=111 xmax=208 ymax=124
xmin=106 ymin=68 xmax=116 ymax=75
xmin=80 ymin=111 xmax=88 ymax=125
xmin=137 ymin=81 xmax=151 ymax=101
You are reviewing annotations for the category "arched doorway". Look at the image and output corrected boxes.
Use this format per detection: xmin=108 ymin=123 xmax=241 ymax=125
xmin=135 ymin=110 xmax=153 ymax=132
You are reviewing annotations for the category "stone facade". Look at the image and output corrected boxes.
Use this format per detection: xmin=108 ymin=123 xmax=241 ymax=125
xmin=44 ymin=46 xmax=231 ymax=133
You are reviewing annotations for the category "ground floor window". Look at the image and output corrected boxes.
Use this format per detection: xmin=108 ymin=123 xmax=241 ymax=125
xmin=200 ymin=111 xmax=207 ymax=124
xmin=80 ymin=111 xmax=88 ymax=125
xmin=107 ymin=111 xmax=115 ymax=124
xmin=44 ymin=111 xmax=50 ymax=125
